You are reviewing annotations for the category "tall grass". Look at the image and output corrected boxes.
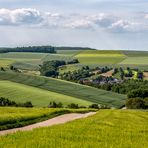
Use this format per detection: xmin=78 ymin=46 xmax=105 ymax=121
xmin=0 ymin=107 xmax=95 ymax=130
xmin=0 ymin=110 xmax=147 ymax=148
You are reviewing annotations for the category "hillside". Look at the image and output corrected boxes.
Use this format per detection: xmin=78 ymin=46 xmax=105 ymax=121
xmin=0 ymin=110 xmax=147 ymax=148
xmin=0 ymin=71 xmax=126 ymax=108
xmin=0 ymin=49 xmax=147 ymax=70
xmin=0 ymin=81 xmax=91 ymax=107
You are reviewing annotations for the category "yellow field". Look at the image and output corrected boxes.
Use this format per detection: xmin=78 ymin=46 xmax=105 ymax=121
xmin=0 ymin=59 xmax=14 ymax=68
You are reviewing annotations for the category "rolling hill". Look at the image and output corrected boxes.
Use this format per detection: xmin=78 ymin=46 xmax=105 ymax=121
xmin=0 ymin=71 xmax=126 ymax=108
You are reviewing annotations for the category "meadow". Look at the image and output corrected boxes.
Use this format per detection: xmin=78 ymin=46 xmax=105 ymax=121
xmin=0 ymin=109 xmax=147 ymax=148
xmin=0 ymin=50 xmax=148 ymax=71
xmin=0 ymin=80 xmax=91 ymax=107
xmin=120 ymin=57 xmax=148 ymax=65
xmin=0 ymin=71 xmax=126 ymax=108
xmin=0 ymin=107 xmax=95 ymax=130
xmin=75 ymin=50 xmax=126 ymax=65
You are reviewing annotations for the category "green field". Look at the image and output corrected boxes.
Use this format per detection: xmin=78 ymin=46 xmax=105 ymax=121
xmin=0 ymin=71 xmax=126 ymax=108
xmin=0 ymin=59 xmax=14 ymax=68
xmin=0 ymin=110 xmax=147 ymax=148
xmin=59 ymin=64 xmax=83 ymax=74
xmin=75 ymin=50 xmax=126 ymax=65
xmin=120 ymin=57 xmax=148 ymax=65
xmin=56 ymin=50 xmax=82 ymax=56
xmin=0 ymin=81 xmax=91 ymax=107
xmin=123 ymin=51 xmax=148 ymax=57
xmin=0 ymin=50 xmax=148 ymax=70
xmin=0 ymin=107 xmax=94 ymax=130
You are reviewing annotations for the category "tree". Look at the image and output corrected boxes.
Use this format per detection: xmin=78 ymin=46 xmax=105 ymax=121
xmin=48 ymin=101 xmax=63 ymax=108
xmin=1 ymin=67 xmax=5 ymax=71
xmin=67 ymin=103 xmax=79 ymax=109
xmin=89 ymin=104 xmax=99 ymax=109
xmin=128 ymin=89 xmax=148 ymax=99
xmin=23 ymin=101 xmax=33 ymax=107
xmin=126 ymin=98 xmax=146 ymax=109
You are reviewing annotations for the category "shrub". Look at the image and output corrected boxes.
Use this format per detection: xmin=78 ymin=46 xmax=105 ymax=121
xmin=126 ymin=98 xmax=146 ymax=109
xmin=0 ymin=97 xmax=33 ymax=107
xmin=48 ymin=101 xmax=63 ymax=108
xmin=89 ymin=104 xmax=99 ymax=109
xmin=23 ymin=101 xmax=33 ymax=108
xmin=67 ymin=103 xmax=79 ymax=109
xmin=128 ymin=89 xmax=148 ymax=99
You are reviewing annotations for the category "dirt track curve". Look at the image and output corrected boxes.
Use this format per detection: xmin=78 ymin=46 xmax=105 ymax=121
xmin=0 ymin=112 xmax=96 ymax=136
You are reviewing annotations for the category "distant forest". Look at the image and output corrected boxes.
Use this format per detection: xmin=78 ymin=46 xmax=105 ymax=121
xmin=0 ymin=46 xmax=56 ymax=53
xmin=0 ymin=46 xmax=94 ymax=53
xmin=54 ymin=47 xmax=94 ymax=50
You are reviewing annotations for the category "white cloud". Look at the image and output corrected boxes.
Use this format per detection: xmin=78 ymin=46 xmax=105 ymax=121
xmin=145 ymin=14 xmax=148 ymax=19
xmin=0 ymin=8 xmax=147 ymax=33
xmin=109 ymin=20 xmax=131 ymax=32
xmin=0 ymin=8 xmax=43 ymax=26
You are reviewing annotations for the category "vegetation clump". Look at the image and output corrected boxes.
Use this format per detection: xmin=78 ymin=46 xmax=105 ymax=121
xmin=0 ymin=97 xmax=33 ymax=108
xmin=0 ymin=46 xmax=56 ymax=53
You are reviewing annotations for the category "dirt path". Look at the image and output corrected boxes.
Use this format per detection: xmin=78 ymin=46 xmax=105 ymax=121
xmin=0 ymin=112 xmax=96 ymax=136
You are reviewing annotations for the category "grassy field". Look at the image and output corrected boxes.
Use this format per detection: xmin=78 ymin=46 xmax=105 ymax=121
xmin=56 ymin=50 xmax=82 ymax=56
xmin=0 ymin=71 xmax=126 ymax=108
xmin=0 ymin=59 xmax=14 ymax=68
xmin=0 ymin=110 xmax=147 ymax=148
xmin=123 ymin=50 xmax=148 ymax=57
xmin=120 ymin=57 xmax=148 ymax=65
xmin=0 ymin=80 xmax=91 ymax=107
xmin=12 ymin=61 xmax=40 ymax=70
xmin=0 ymin=50 xmax=148 ymax=70
xmin=59 ymin=64 xmax=83 ymax=74
xmin=75 ymin=50 xmax=126 ymax=65
xmin=42 ymin=54 xmax=74 ymax=62
xmin=0 ymin=107 xmax=95 ymax=130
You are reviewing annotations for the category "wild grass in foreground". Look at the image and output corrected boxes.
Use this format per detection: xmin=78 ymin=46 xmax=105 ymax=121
xmin=0 ymin=107 xmax=95 ymax=131
xmin=0 ymin=110 xmax=148 ymax=148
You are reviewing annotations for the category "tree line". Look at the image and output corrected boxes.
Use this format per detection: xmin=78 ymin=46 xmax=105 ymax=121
xmin=0 ymin=97 xmax=33 ymax=107
xmin=0 ymin=46 xmax=56 ymax=53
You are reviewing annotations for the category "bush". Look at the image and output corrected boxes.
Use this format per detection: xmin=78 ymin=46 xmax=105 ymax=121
xmin=128 ymin=89 xmax=148 ymax=99
xmin=67 ymin=103 xmax=79 ymax=109
xmin=48 ymin=101 xmax=63 ymax=108
xmin=126 ymin=98 xmax=146 ymax=109
xmin=22 ymin=101 xmax=33 ymax=108
xmin=0 ymin=97 xmax=33 ymax=107
xmin=0 ymin=97 xmax=16 ymax=106
xmin=89 ymin=104 xmax=99 ymax=109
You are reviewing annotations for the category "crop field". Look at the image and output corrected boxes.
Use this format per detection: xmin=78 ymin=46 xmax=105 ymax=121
xmin=75 ymin=50 xmax=126 ymax=65
xmin=0 ymin=52 xmax=47 ymax=59
xmin=59 ymin=64 xmax=83 ymax=74
xmin=56 ymin=50 xmax=82 ymax=56
xmin=0 ymin=107 xmax=95 ymax=130
xmin=0 ymin=80 xmax=91 ymax=107
xmin=120 ymin=57 xmax=148 ymax=65
xmin=0 ymin=50 xmax=147 ymax=70
xmin=42 ymin=54 xmax=74 ymax=62
xmin=0 ymin=71 xmax=126 ymax=108
xmin=12 ymin=61 xmax=40 ymax=70
xmin=123 ymin=50 xmax=148 ymax=57
xmin=0 ymin=59 xmax=14 ymax=68
xmin=0 ymin=110 xmax=147 ymax=148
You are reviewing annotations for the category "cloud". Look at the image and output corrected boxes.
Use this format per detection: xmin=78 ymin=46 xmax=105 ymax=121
xmin=0 ymin=8 xmax=43 ymax=26
xmin=109 ymin=20 xmax=132 ymax=32
xmin=65 ymin=13 xmax=136 ymax=32
xmin=0 ymin=8 xmax=147 ymax=33
xmin=145 ymin=14 xmax=148 ymax=19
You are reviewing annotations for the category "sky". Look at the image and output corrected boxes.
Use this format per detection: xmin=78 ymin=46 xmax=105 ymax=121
xmin=0 ymin=0 xmax=148 ymax=50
